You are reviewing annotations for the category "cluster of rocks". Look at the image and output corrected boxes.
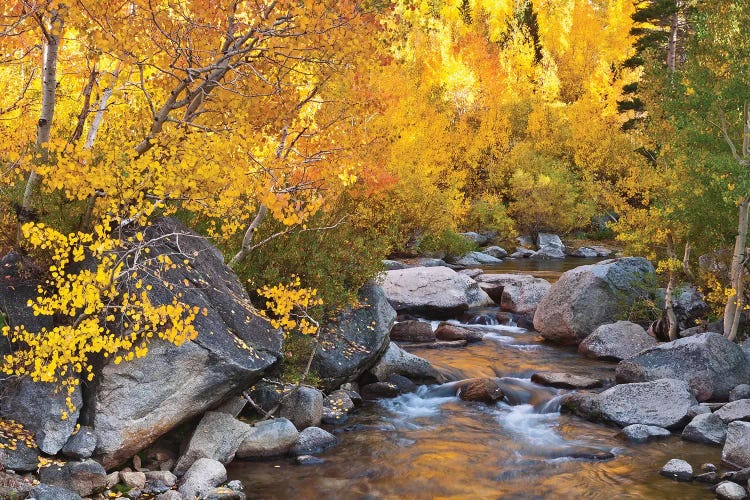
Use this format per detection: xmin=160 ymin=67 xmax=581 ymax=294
xmin=660 ymin=460 xmax=750 ymax=500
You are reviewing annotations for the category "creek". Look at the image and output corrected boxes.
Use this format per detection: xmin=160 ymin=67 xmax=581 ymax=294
xmin=227 ymin=259 xmax=721 ymax=499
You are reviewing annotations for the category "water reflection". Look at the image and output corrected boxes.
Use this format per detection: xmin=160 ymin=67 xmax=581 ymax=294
xmin=228 ymin=319 xmax=722 ymax=499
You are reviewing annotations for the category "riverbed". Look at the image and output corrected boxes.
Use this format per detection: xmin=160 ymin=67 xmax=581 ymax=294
xmin=227 ymin=260 xmax=722 ymax=499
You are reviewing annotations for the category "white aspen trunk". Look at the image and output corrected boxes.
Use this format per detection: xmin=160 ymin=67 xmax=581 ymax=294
xmin=667 ymin=0 xmax=682 ymax=71
xmin=725 ymin=197 xmax=750 ymax=340
xmin=21 ymin=23 xmax=61 ymax=212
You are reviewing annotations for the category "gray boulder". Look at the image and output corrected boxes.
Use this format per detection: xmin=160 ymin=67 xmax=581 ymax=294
xmin=482 ymin=246 xmax=508 ymax=259
xmin=289 ymin=427 xmax=337 ymax=456
xmin=618 ymin=424 xmax=671 ymax=442
xmin=660 ymin=458 xmax=693 ymax=481
xmin=681 ymin=413 xmax=727 ymax=445
xmin=459 ymin=232 xmax=491 ymax=246
xmin=475 ymin=274 xmax=551 ymax=316
xmin=313 ymin=283 xmax=396 ymax=391
xmin=144 ymin=470 xmax=177 ymax=488
xmin=83 ymin=218 xmax=282 ymax=469
xmin=279 ymin=386 xmax=324 ymax=430
xmin=730 ymin=385 xmax=750 ymax=402
xmin=531 ymin=233 xmax=565 ymax=260
xmin=382 ymin=260 xmax=408 ymax=271
xmin=322 ymin=390 xmax=356 ymax=424
xmin=570 ymin=247 xmax=600 ymax=258
xmin=723 ymin=421 xmax=750 ymax=469
xmin=61 ymin=426 xmax=97 ymax=459
xmin=369 ymin=343 xmax=444 ymax=384
xmin=530 ymin=372 xmax=602 ymax=389
xmin=716 ymin=481 xmax=748 ymax=500
xmin=562 ymin=379 xmax=697 ymax=429
xmin=510 ymin=248 xmax=535 ymax=258
xmin=452 ymin=251 xmax=503 ymax=267
xmin=389 ymin=320 xmax=435 ymax=343
xmin=533 ymin=258 xmax=656 ymax=344
xmin=0 ymin=442 xmax=39 ymax=472
xmin=381 ymin=266 xmax=494 ymax=318
xmin=715 ymin=399 xmax=750 ymax=423
xmin=578 ymin=321 xmax=658 ymax=361
xmin=616 ymin=332 xmax=750 ymax=401
xmin=29 ymin=484 xmax=83 ymax=500
xmin=235 ymin=418 xmax=299 ymax=459
xmin=0 ymin=378 xmax=82 ymax=455
xmin=415 ymin=258 xmax=449 ymax=267
xmin=674 ymin=286 xmax=710 ymax=331
xmin=120 ymin=471 xmax=146 ymax=490
xmin=178 ymin=458 xmax=226 ymax=499
xmin=37 ymin=459 xmax=108 ymax=497
xmin=434 ymin=323 xmax=484 ymax=343
xmin=174 ymin=411 xmax=251 ymax=475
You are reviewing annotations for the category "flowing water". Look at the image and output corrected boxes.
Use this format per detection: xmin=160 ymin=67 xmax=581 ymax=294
xmin=228 ymin=261 xmax=722 ymax=499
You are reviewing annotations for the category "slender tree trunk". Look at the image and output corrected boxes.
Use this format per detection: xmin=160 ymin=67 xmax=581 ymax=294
xmin=21 ymin=21 xmax=62 ymax=218
xmin=682 ymin=241 xmax=694 ymax=281
xmin=667 ymin=1 xmax=682 ymax=71
xmin=665 ymin=233 xmax=679 ymax=341
xmin=724 ymin=196 xmax=750 ymax=340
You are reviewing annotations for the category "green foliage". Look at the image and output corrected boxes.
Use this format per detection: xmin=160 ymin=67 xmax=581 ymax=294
xmin=415 ymin=228 xmax=476 ymax=257
xmin=614 ymin=273 xmax=661 ymax=323
xmin=277 ymin=332 xmax=322 ymax=387
xmin=463 ymin=194 xmax=516 ymax=238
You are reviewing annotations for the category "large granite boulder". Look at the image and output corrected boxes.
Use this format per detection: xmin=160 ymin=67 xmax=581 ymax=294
xmin=0 ymin=378 xmax=82 ymax=456
xmin=81 ymin=218 xmax=282 ymax=469
xmin=578 ymin=321 xmax=658 ymax=361
xmin=681 ymin=413 xmax=727 ymax=445
xmin=381 ymin=266 xmax=494 ymax=318
xmin=616 ymin=332 xmax=750 ymax=402
xmin=475 ymin=274 xmax=551 ymax=316
xmin=235 ymin=418 xmax=299 ymax=459
xmin=531 ymin=233 xmax=565 ymax=259
xmin=561 ymin=379 xmax=697 ymax=429
xmin=312 ymin=283 xmax=396 ymax=391
xmin=37 ymin=459 xmax=108 ymax=497
xmin=369 ymin=343 xmax=443 ymax=384
xmin=533 ymin=258 xmax=656 ymax=344
xmin=173 ymin=412 xmax=251 ymax=476
xmin=722 ymin=421 xmax=750 ymax=469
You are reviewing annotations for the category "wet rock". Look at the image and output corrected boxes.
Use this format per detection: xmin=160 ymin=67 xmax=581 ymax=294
xmin=618 ymin=424 xmax=671 ymax=442
xmin=722 ymin=421 xmax=750 ymax=469
xmin=314 ymin=282 xmax=397 ymax=391
xmin=531 ymin=246 xmax=565 ymax=260
xmin=434 ymin=323 xmax=484 ymax=342
xmin=119 ymin=471 xmax=146 ymax=490
xmin=369 ymin=343 xmax=444 ymax=385
xmin=178 ymin=458 xmax=226 ymax=499
xmin=475 ymin=274 xmax=551 ymax=316
xmin=721 ymin=467 xmax=750 ymax=483
xmin=530 ymin=372 xmax=602 ymax=390
xmin=731 ymin=385 xmax=750 ymax=402
xmin=174 ymin=411 xmax=251 ymax=475
xmin=510 ymin=248 xmax=535 ymax=258
xmin=415 ymin=258 xmax=449 ymax=267
xmin=456 ymin=378 xmax=505 ymax=404
xmin=295 ymin=455 xmax=325 ymax=465
xmin=694 ymin=472 xmax=719 ymax=484
xmin=715 ymin=481 xmax=748 ymax=500
xmin=60 ymin=426 xmax=97 ymax=460
xmin=85 ymin=218 xmax=282 ymax=469
xmin=360 ymin=382 xmax=401 ymax=400
xmin=37 ymin=459 xmax=108 ymax=497
xmin=289 ymin=427 xmax=337 ymax=456
xmin=381 ymin=266 xmax=494 ymax=318
xmin=279 ymin=386 xmax=324 ymax=430
xmin=201 ymin=487 xmax=247 ymax=500
xmin=29 ymin=484 xmax=83 ymax=500
xmin=660 ymin=458 xmax=693 ymax=481
xmin=702 ymin=463 xmax=718 ymax=472
xmin=0 ymin=377 xmax=82 ymax=455
xmin=562 ymin=379 xmax=697 ymax=429
xmin=389 ymin=320 xmax=436 ymax=343
xmin=482 ymin=246 xmax=508 ymax=259
xmin=533 ymin=258 xmax=656 ymax=344
xmin=387 ymin=374 xmax=418 ymax=394
xmin=452 ymin=251 xmax=503 ymax=267
xmin=0 ymin=441 xmax=39 ymax=472
xmin=578 ymin=321 xmax=658 ymax=361
xmin=322 ymin=390 xmax=356 ymax=424
xmin=681 ymin=413 xmax=727 ymax=445
xmin=716 ymin=399 xmax=750 ymax=424
xmin=616 ymin=332 xmax=750 ymax=401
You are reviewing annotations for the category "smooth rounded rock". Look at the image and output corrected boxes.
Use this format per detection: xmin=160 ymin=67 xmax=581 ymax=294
xmin=178 ymin=458 xmax=227 ymax=500
xmin=279 ymin=386 xmax=324 ymax=430
xmin=578 ymin=321 xmax=657 ymax=361
xmin=389 ymin=320 xmax=435 ymax=343
xmin=289 ymin=427 xmax=337 ymax=456
xmin=235 ymin=418 xmax=299 ymax=459
xmin=660 ymin=458 xmax=693 ymax=481
xmin=716 ymin=481 xmax=748 ymax=500
xmin=681 ymin=413 xmax=727 ymax=445
xmin=618 ymin=424 xmax=671 ymax=443
xmin=730 ymin=385 xmax=750 ymax=402
xmin=530 ymin=372 xmax=602 ymax=389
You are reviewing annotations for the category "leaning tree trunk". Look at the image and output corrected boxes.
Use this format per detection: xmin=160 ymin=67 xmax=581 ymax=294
xmin=724 ymin=196 xmax=750 ymax=340
xmin=664 ymin=233 xmax=679 ymax=341
xmin=20 ymin=16 xmax=62 ymax=220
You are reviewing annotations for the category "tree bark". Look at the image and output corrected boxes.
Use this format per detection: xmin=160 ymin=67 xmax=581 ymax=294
xmin=20 ymin=15 xmax=62 ymax=218
xmin=665 ymin=232 xmax=679 ymax=341
xmin=724 ymin=197 xmax=749 ymax=340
